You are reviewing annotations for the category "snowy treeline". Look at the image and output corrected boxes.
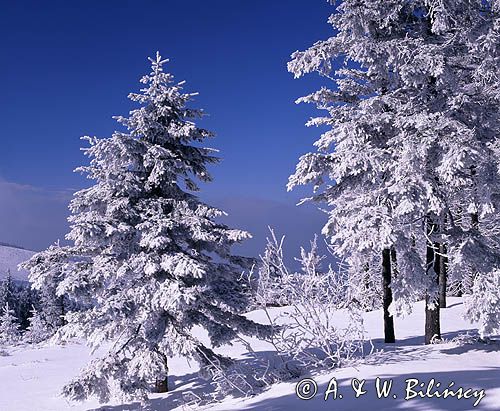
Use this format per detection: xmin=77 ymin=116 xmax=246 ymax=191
xmin=287 ymin=0 xmax=500 ymax=342
xmin=0 ymin=270 xmax=64 ymax=345
xmin=0 ymin=272 xmax=35 ymax=330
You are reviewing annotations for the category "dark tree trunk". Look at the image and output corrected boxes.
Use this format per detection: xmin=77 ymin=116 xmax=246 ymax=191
xmin=470 ymin=166 xmax=479 ymax=230
xmin=382 ymin=248 xmax=395 ymax=343
xmin=471 ymin=212 xmax=479 ymax=229
xmin=59 ymin=295 xmax=67 ymax=326
xmin=425 ymin=292 xmax=441 ymax=344
xmin=439 ymin=243 xmax=447 ymax=308
xmin=155 ymin=354 xmax=169 ymax=393
xmin=155 ymin=378 xmax=169 ymax=393
xmin=425 ymin=219 xmax=441 ymax=344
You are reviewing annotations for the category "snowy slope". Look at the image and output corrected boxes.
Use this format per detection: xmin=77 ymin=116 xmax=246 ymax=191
xmin=208 ymin=299 xmax=500 ymax=411
xmin=0 ymin=297 xmax=498 ymax=411
xmin=0 ymin=244 xmax=35 ymax=282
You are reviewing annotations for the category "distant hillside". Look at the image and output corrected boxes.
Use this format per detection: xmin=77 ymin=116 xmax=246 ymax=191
xmin=0 ymin=244 xmax=35 ymax=282
xmin=0 ymin=241 xmax=26 ymax=250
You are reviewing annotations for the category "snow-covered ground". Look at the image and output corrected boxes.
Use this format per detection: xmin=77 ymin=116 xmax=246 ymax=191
xmin=0 ymin=244 xmax=34 ymax=282
xmin=0 ymin=297 xmax=498 ymax=411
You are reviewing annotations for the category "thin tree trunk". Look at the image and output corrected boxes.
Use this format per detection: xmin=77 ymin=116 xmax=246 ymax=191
xmin=155 ymin=378 xmax=169 ymax=393
xmin=439 ymin=244 xmax=447 ymax=308
xmin=470 ymin=166 xmax=479 ymax=231
xmin=425 ymin=219 xmax=441 ymax=344
xmin=382 ymin=248 xmax=395 ymax=343
xmin=455 ymin=206 xmax=464 ymax=297
xmin=464 ymin=166 xmax=479 ymax=294
xmin=460 ymin=209 xmax=480 ymax=294
xmin=59 ymin=295 xmax=67 ymax=326
xmin=425 ymin=292 xmax=441 ymax=344
xmin=471 ymin=212 xmax=479 ymax=229
xmin=155 ymin=354 xmax=169 ymax=393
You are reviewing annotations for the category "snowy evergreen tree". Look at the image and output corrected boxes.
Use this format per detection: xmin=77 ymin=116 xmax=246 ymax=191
xmin=0 ymin=271 xmax=37 ymax=330
xmin=0 ymin=303 xmax=21 ymax=345
xmin=464 ymin=269 xmax=500 ymax=339
xmin=24 ymin=53 xmax=270 ymax=402
xmin=24 ymin=306 xmax=53 ymax=344
xmin=21 ymin=243 xmax=69 ymax=331
xmin=16 ymin=284 xmax=38 ymax=330
xmin=287 ymin=1 xmax=500 ymax=342
xmin=0 ymin=270 xmax=16 ymax=309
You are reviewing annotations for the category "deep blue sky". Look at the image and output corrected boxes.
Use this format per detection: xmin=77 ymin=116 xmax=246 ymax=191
xmin=1 ymin=0 xmax=336 ymax=264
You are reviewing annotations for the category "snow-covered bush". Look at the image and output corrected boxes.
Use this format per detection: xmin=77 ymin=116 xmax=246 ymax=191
xmin=253 ymin=232 xmax=366 ymax=374
xmin=203 ymin=352 xmax=265 ymax=400
xmin=254 ymin=229 xmax=286 ymax=307
xmin=275 ymin=239 xmax=365 ymax=370
xmin=250 ymin=228 xmax=296 ymax=308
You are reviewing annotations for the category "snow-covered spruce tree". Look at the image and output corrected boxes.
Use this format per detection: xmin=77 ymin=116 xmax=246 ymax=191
xmin=24 ymin=53 xmax=270 ymax=403
xmin=24 ymin=306 xmax=52 ymax=344
xmin=464 ymin=269 xmax=500 ymax=339
xmin=287 ymin=0 xmax=427 ymax=344
xmin=287 ymin=1 xmax=500 ymax=343
xmin=0 ymin=270 xmax=36 ymax=330
xmin=451 ymin=145 xmax=500 ymax=336
xmin=21 ymin=243 xmax=70 ymax=333
xmin=16 ymin=283 xmax=39 ymax=330
xmin=0 ymin=303 xmax=21 ymax=345
xmin=0 ymin=270 xmax=16 ymax=310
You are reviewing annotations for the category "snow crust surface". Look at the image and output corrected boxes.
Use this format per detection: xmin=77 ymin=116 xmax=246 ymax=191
xmin=0 ymin=297 xmax=498 ymax=411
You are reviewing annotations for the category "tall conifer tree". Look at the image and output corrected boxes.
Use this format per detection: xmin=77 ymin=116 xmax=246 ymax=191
xmin=287 ymin=0 xmax=500 ymax=342
xmin=24 ymin=53 xmax=269 ymax=402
